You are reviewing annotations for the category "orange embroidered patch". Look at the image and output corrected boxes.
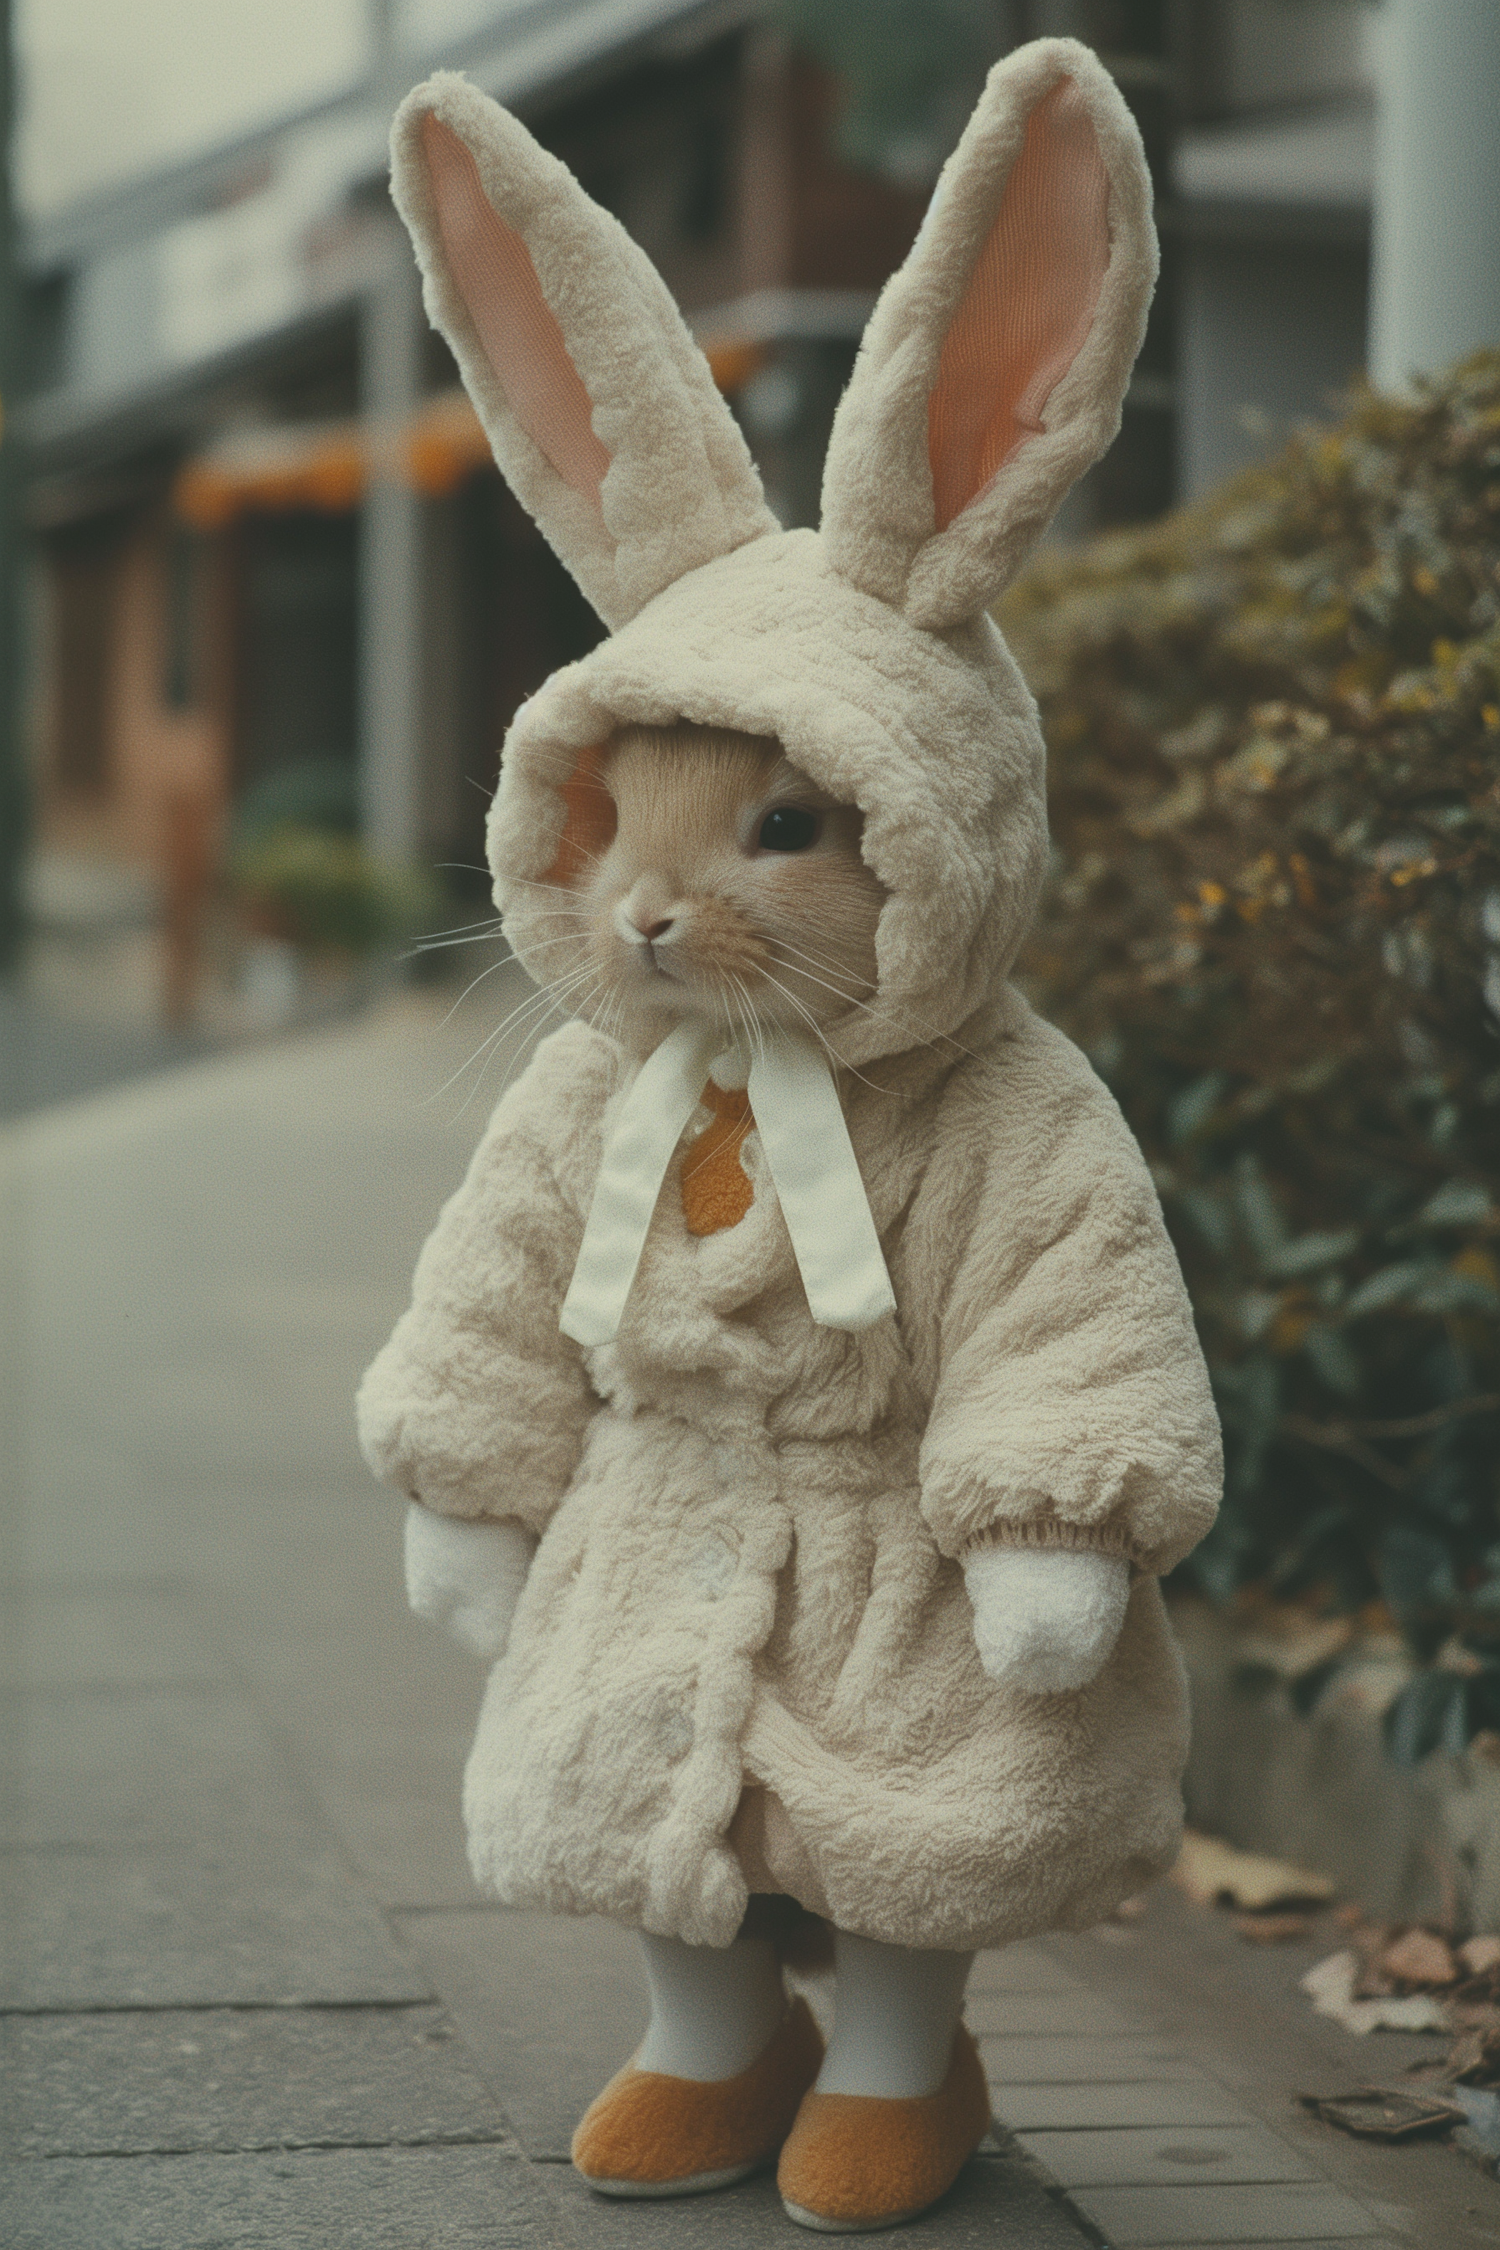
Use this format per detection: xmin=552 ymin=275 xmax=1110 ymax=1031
xmin=681 ymin=1081 xmax=754 ymax=1236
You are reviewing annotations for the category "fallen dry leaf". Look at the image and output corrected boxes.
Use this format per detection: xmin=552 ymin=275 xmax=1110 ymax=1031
xmin=1449 ymin=2027 xmax=1500 ymax=2087
xmin=1381 ymin=1928 xmax=1459 ymax=1988
xmin=1109 ymin=1894 xmax=1149 ymax=1922
xmin=1448 ymin=2002 xmax=1500 ymax=2032
xmin=1353 ymin=1964 xmax=1399 ymax=2000
xmin=1300 ymin=2085 xmax=1465 ymax=2142
xmin=1453 ymin=1971 xmax=1500 ymax=2012
xmin=1234 ymin=1910 xmax=1315 ymax=1943
xmin=1234 ymin=1613 xmax=1355 ymax=1680
xmin=1171 ymin=1830 xmax=1336 ymax=1913
xmin=1301 ymin=1950 xmax=1450 ymax=2035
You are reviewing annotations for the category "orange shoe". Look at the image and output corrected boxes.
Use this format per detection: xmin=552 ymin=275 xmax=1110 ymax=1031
xmin=777 ymin=2024 xmax=992 ymax=2231
xmin=571 ymin=1994 xmax=825 ymax=2197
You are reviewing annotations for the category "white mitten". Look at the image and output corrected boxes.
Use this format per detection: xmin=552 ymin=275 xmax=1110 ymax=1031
xmin=403 ymin=1503 xmax=537 ymax=1660
xmin=964 ymin=1545 xmax=1130 ymax=1695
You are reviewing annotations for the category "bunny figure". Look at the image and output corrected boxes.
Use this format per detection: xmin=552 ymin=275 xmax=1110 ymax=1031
xmin=359 ymin=37 xmax=1221 ymax=2232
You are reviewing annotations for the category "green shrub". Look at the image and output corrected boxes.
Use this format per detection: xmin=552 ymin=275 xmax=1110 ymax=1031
xmin=233 ymin=823 xmax=442 ymax=956
xmin=1002 ymin=351 xmax=1500 ymax=1695
xmin=232 ymin=759 xmax=361 ymax=847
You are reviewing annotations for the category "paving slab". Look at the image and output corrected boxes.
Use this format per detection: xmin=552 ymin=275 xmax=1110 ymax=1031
xmin=4 ymin=1580 xmax=224 ymax=1693
xmin=4 ymin=1846 xmax=433 ymax=2009
xmin=0 ymin=2143 xmax=568 ymax=2250
xmin=302 ymin=1761 xmax=481 ymax=1911
xmin=1048 ymin=1896 xmax=1498 ymax=2249
xmin=981 ymin=2033 xmax=1193 ymax=2085
xmin=1017 ymin=2124 xmax=1319 ymax=2188
xmin=6 ymin=1674 xmax=434 ymax=2008
xmin=12 ymin=1683 xmax=342 ymax=1853
xmin=6 ymin=995 xmax=1486 ymax=2250
xmin=968 ymin=1945 xmax=1086 ymax=1995
xmin=543 ymin=2148 xmax=1093 ymax=2247
xmin=1071 ymin=2180 xmax=1384 ymax=2244
xmin=995 ymin=2081 xmax=1255 ymax=2131
xmin=541 ymin=2163 xmax=794 ymax=2249
xmin=966 ymin=1987 xmax=1137 ymax=2036
xmin=394 ymin=1907 xmax=648 ymax=2161
xmin=3 ymin=2004 xmax=506 ymax=2161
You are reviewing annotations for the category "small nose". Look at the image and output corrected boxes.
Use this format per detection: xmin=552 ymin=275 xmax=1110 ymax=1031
xmin=614 ymin=893 xmax=678 ymax=946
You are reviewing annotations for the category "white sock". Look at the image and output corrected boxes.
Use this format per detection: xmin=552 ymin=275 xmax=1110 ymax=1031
xmin=816 ymin=1930 xmax=974 ymax=2099
xmin=633 ymin=1932 xmax=788 ymax=2082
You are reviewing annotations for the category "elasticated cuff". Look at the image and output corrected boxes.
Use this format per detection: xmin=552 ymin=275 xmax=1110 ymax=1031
xmin=958 ymin=1516 xmax=1143 ymax=1570
xmin=402 ymin=1478 xmax=557 ymax=1540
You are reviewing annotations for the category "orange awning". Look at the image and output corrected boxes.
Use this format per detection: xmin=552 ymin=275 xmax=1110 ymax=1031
xmin=172 ymin=392 xmax=491 ymax=526
xmin=172 ymin=342 xmax=767 ymax=527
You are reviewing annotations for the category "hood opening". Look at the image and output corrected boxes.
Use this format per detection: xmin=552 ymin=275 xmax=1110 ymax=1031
xmin=542 ymin=743 xmax=616 ymax=890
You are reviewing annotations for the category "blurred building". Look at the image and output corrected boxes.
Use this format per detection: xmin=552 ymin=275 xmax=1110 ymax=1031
xmin=17 ymin=0 xmax=1377 ymax=982
xmin=21 ymin=0 xmax=937 ymax=932
xmin=1174 ymin=0 xmax=1373 ymax=496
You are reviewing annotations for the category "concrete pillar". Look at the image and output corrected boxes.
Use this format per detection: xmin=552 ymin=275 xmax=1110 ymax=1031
xmin=1369 ymin=0 xmax=1500 ymax=391
xmin=0 ymin=0 xmax=28 ymax=965
xmin=358 ymin=233 xmax=423 ymax=865
xmin=359 ymin=0 xmax=423 ymax=866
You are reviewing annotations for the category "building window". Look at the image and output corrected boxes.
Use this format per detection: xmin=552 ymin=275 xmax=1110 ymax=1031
xmin=50 ymin=526 xmax=119 ymax=796
xmin=680 ymin=114 xmax=729 ymax=243
xmin=163 ymin=525 xmax=204 ymax=712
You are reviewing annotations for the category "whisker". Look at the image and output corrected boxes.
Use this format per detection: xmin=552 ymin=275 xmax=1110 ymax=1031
xmin=730 ymin=973 xmax=765 ymax=1071
xmin=505 ymin=928 xmax=591 ymax=954
xmin=506 ymin=876 xmax=597 ymax=902
xmin=766 ymin=955 xmax=870 ymax=1011
xmin=400 ymin=926 xmax=509 ymax=962
xmin=766 ymin=935 xmax=977 ymax=1062
xmin=718 ymin=971 xmax=749 ymax=1067
xmin=434 ymin=948 xmax=520 ymax=1033
xmin=422 ymin=962 xmax=600 ymax=1107
xmin=412 ymin=910 xmax=505 ymax=939
xmin=765 ymin=935 xmax=882 ymax=990
xmin=752 ymin=967 xmax=893 ymax=1094
xmin=448 ymin=968 xmax=607 ymax=1124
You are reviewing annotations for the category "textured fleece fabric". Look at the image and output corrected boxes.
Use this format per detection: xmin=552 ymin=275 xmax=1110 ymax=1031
xmin=359 ymin=37 xmax=1223 ymax=1954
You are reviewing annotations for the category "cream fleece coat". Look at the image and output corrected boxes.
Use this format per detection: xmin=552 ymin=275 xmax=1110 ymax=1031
xmin=358 ymin=39 xmax=1222 ymax=1952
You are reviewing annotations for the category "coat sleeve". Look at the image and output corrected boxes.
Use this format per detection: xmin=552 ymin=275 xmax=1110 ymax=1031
xmin=912 ymin=1016 xmax=1222 ymax=1578
xmin=355 ymin=1021 xmax=614 ymax=1534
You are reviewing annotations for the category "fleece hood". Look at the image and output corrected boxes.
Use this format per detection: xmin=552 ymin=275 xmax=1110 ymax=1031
xmin=389 ymin=39 xmax=1158 ymax=1071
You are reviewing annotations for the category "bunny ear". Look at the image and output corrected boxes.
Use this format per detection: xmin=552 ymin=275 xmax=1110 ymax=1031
xmin=390 ymin=74 xmax=778 ymax=630
xmin=819 ymin=40 xmax=1157 ymax=631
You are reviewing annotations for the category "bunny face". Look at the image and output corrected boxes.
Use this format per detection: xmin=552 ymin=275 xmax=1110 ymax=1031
xmin=489 ymin=530 xmax=1046 ymax=1064
xmin=527 ymin=722 xmax=886 ymax=1056
xmin=390 ymin=37 xmax=1158 ymax=1067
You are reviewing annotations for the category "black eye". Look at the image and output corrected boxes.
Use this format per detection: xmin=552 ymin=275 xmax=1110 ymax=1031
xmin=757 ymin=806 xmax=821 ymax=853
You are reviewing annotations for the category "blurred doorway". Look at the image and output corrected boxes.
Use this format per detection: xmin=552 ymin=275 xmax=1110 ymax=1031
xmin=233 ymin=511 xmax=359 ymax=796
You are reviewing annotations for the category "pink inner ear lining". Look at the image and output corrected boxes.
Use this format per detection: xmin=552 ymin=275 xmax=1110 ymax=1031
xmin=420 ymin=113 xmax=612 ymax=511
xmin=540 ymin=743 xmax=616 ymax=890
xmin=927 ymin=77 xmax=1111 ymax=535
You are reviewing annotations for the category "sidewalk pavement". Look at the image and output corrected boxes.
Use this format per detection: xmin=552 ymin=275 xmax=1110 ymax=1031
xmin=3 ymin=977 xmax=1497 ymax=2249
xmin=0 ymin=976 xmax=208 ymax=1123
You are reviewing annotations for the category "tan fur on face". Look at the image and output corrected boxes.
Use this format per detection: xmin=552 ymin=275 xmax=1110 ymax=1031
xmin=561 ymin=724 xmax=885 ymax=1050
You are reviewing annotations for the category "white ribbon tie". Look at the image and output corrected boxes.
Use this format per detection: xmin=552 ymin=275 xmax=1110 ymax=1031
xmin=559 ymin=1021 xmax=896 ymax=1347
